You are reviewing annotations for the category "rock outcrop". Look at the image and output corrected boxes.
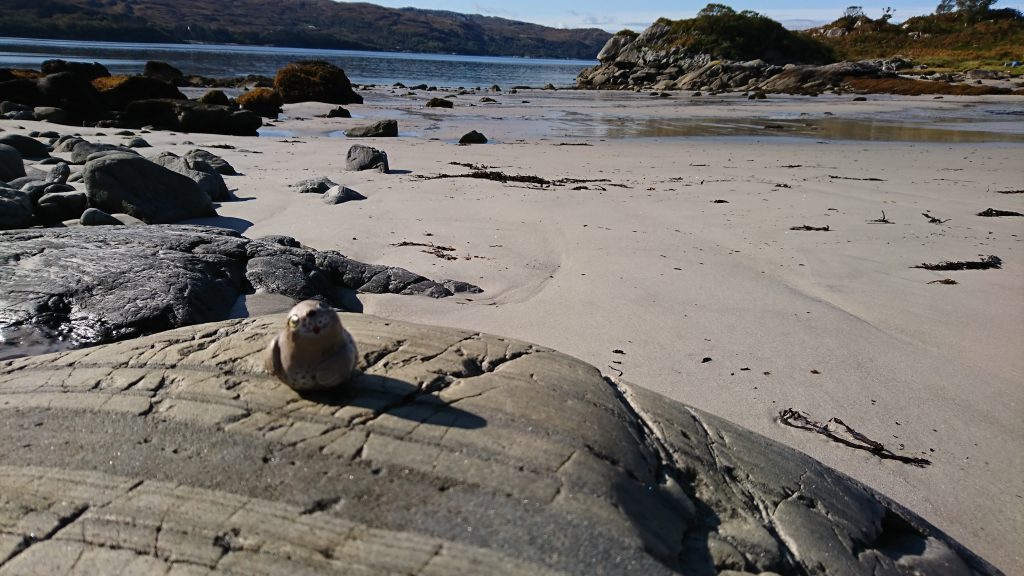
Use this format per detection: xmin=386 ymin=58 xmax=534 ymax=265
xmin=274 ymin=60 xmax=363 ymax=105
xmin=83 ymin=153 xmax=216 ymax=223
xmin=0 ymin=314 xmax=999 ymax=575
xmin=0 ymin=226 xmax=482 ymax=352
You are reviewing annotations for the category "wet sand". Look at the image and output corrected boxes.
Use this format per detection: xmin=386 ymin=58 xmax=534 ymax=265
xmin=10 ymin=88 xmax=1024 ymax=572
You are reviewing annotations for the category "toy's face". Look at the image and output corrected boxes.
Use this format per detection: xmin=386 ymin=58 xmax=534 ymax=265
xmin=287 ymin=301 xmax=339 ymax=338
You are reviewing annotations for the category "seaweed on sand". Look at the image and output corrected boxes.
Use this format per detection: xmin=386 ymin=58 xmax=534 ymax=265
xmin=779 ymin=409 xmax=932 ymax=467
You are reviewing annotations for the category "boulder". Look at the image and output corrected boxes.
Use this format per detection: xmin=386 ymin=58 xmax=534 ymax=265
xmin=125 ymin=136 xmax=151 ymax=148
xmin=459 ymin=130 xmax=488 ymax=144
xmin=0 ymin=186 xmax=33 ymax=229
xmin=274 ymin=60 xmax=363 ymax=105
xmin=321 ymin=184 xmax=366 ymax=204
xmin=426 ymin=97 xmax=454 ymax=108
xmin=0 ymin=133 xmax=50 ymax=159
xmin=36 ymin=72 xmax=106 ymax=119
xmin=83 ymin=154 xmax=216 ymax=223
xmin=149 ymin=151 xmax=230 ymax=202
xmin=0 ymin=80 xmax=41 ymax=109
xmin=92 ymin=75 xmax=187 ymax=110
xmin=344 ymin=120 xmax=398 ymax=138
xmin=198 ymin=89 xmax=230 ymax=106
xmin=32 ymin=106 xmax=69 ymax=123
xmin=345 ymin=144 xmax=389 ymax=172
xmin=122 ymin=99 xmax=262 ymax=136
xmin=40 ymin=59 xmax=110 ymax=81
xmin=0 ymin=143 xmax=26 ymax=181
xmin=291 ymin=176 xmax=336 ymax=195
xmin=70 ymin=141 xmax=134 ymax=165
xmin=0 ymin=226 xmax=481 ymax=350
xmin=34 ymin=190 xmax=88 ymax=224
xmin=326 ymin=106 xmax=351 ymax=118
xmin=236 ymin=87 xmax=283 ymax=118
xmin=45 ymin=161 xmax=70 ymax=184
xmin=142 ymin=61 xmax=185 ymax=85
xmin=79 ymin=207 xmax=124 ymax=226
xmin=185 ymin=149 xmax=237 ymax=176
xmin=0 ymin=312 xmax=998 ymax=576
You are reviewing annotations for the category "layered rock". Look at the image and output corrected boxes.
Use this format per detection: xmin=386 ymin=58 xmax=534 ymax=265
xmin=577 ymin=23 xmax=893 ymax=95
xmin=0 ymin=314 xmax=999 ymax=575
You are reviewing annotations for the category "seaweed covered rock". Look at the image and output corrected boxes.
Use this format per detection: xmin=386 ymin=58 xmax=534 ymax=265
xmin=236 ymin=87 xmax=283 ymax=118
xmin=274 ymin=60 xmax=363 ymax=105
xmin=198 ymin=89 xmax=230 ymax=106
xmin=91 ymin=75 xmax=186 ymax=110
xmin=40 ymin=59 xmax=110 ymax=81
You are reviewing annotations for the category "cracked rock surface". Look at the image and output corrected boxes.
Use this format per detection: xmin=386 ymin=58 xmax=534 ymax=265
xmin=0 ymin=226 xmax=480 ymax=355
xmin=0 ymin=314 xmax=998 ymax=575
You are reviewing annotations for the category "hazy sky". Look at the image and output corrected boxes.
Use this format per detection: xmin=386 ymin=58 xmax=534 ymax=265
xmin=357 ymin=1 xmax=1024 ymax=30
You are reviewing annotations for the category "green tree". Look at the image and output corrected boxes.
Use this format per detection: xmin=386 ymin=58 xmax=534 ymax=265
xmin=698 ymin=4 xmax=736 ymax=17
xmin=844 ymin=6 xmax=865 ymax=18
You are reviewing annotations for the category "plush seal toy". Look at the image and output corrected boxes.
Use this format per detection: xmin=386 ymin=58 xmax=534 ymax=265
xmin=263 ymin=300 xmax=358 ymax=391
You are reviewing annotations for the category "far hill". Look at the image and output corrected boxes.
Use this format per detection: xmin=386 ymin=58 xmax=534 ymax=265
xmin=810 ymin=6 xmax=1024 ymax=70
xmin=0 ymin=0 xmax=611 ymax=60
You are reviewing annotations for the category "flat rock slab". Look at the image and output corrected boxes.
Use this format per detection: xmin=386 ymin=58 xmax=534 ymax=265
xmin=0 ymin=315 xmax=997 ymax=575
xmin=0 ymin=226 xmax=481 ymax=356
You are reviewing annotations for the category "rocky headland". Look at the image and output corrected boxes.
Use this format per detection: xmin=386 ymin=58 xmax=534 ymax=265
xmin=577 ymin=18 xmax=1023 ymax=96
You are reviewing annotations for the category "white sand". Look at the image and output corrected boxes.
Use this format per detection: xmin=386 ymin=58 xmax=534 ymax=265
xmin=33 ymin=89 xmax=1024 ymax=571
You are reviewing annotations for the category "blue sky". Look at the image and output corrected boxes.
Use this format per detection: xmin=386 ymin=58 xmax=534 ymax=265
xmin=358 ymin=1 xmax=1024 ymax=30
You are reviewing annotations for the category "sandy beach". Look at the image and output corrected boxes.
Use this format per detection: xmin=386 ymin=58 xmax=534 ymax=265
xmin=11 ymin=88 xmax=1023 ymax=571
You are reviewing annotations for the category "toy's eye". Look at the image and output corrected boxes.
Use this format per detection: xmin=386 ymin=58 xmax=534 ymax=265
xmin=288 ymin=315 xmax=299 ymax=328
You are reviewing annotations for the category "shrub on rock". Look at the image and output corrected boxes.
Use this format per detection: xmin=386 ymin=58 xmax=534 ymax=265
xmin=236 ymin=88 xmax=283 ymax=118
xmin=198 ymin=89 xmax=230 ymax=106
xmin=274 ymin=61 xmax=363 ymax=105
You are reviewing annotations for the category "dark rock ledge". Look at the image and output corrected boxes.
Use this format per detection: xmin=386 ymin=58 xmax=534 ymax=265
xmin=0 ymin=225 xmax=480 ymax=352
xmin=0 ymin=314 xmax=999 ymax=575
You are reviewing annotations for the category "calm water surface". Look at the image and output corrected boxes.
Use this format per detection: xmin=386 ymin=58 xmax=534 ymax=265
xmin=0 ymin=37 xmax=595 ymax=88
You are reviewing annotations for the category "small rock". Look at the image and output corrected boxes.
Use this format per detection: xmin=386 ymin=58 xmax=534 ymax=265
xmin=80 ymin=207 xmax=124 ymax=226
xmin=125 ymin=137 xmax=151 ymax=148
xmin=458 ymin=130 xmax=488 ymax=145
xmin=326 ymin=106 xmax=351 ymax=118
xmin=0 ymin=143 xmax=26 ymax=181
xmin=185 ymin=149 xmax=237 ymax=176
xmin=292 ymin=176 xmax=336 ymax=195
xmin=345 ymin=144 xmax=389 ymax=172
xmin=426 ymin=97 xmax=454 ymax=109
xmin=0 ymin=134 xmax=50 ymax=159
xmin=321 ymin=185 xmax=366 ymax=205
xmin=345 ymin=120 xmax=398 ymax=138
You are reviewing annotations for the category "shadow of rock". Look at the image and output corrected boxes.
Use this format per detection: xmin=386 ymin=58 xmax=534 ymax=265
xmin=180 ymin=215 xmax=253 ymax=234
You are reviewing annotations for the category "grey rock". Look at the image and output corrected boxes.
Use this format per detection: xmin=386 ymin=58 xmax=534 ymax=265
xmin=0 ymin=186 xmax=33 ymax=229
xmin=0 ymin=226 xmax=482 ymax=350
xmin=83 ymin=154 xmax=216 ymax=223
xmin=124 ymin=136 xmax=151 ymax=148
xmin=32 ymin=106 xmax=69 ymax=123
xmin=459 ymin=130 xmax=488 ymax=144
xmin=0 ymin=133 xmax=50 ymax=159
xmin=53 ymin=135 xmax=85 ymax=153
xmin=79 ymin=207 xmax=124 ymax=226
xmin=123 ymin=99 xmax=262 ymax=136
xmin=326 ymin=106 xmax=351 ymax=118
xmin=345 ymin=144 xmax=389 ymax=172
xmin=185 ymin=148 xmax=237 ymax=175
xmin=0 ymin=143 xmax=26 ymax=181
xmin=321 ymin=184 xmax=366 ymax=204
xmin=70 ymin=141 xmax=133 ymax=164
xmin=442 ymin=279 xmax=485 ymax=294
xmin=35 ymin=190 xmax=88 ymax=224
xmin=426 ymin=97 xmax=454 ymax=108
xmin=45 ymin=161 xmax=70 ymax=184
xmin=0 ymin=314 xmax=998 ymax=576
xmin=150 ymin=151 xmax=230 ymax=202
xmin=345 ymin=119 xmax=398 ymax=137
xmin=292 ymin=176 xmax=336 ymax=195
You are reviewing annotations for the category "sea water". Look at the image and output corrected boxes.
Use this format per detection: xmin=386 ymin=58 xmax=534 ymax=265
xmin=0 ymin=37 xmax=596 ymax=88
